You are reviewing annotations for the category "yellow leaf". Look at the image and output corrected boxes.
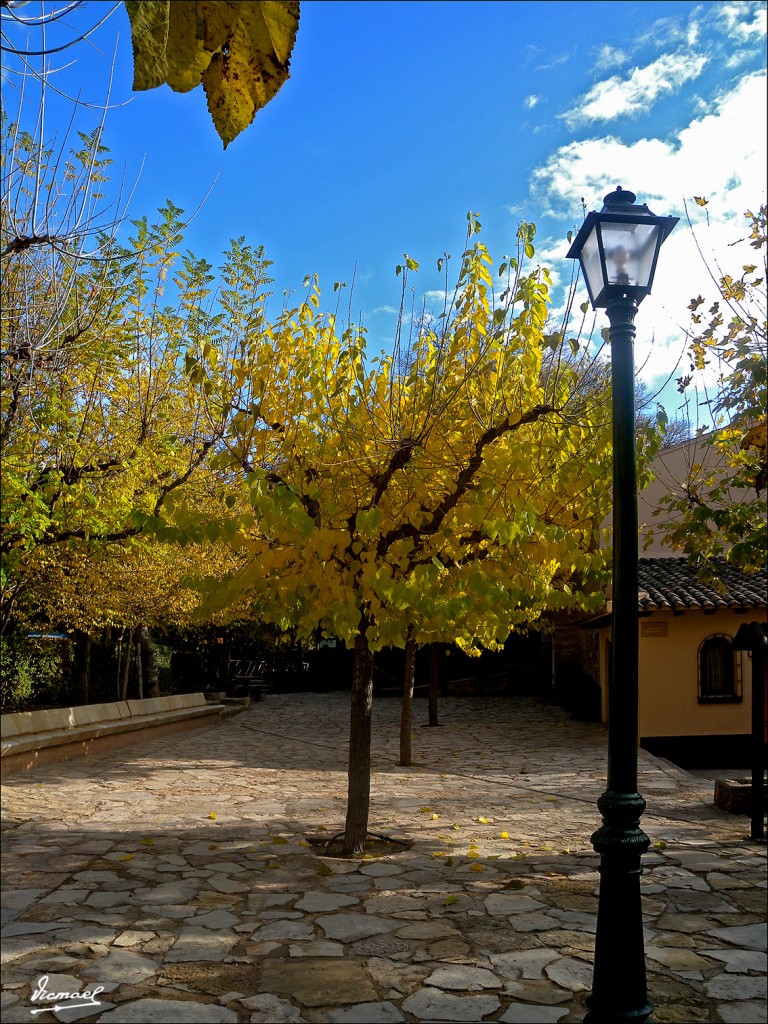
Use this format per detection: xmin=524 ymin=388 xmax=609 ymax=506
xmin=466 ymin=849 xmax=480 ymax=858
xmin=452 ymin=823 xmax=461 ymax=831
xmin=140 ymin=838 xmax=154 ymax=846
xmin=430 ymin=813 xmax=439 ymax=821
xmin=476 ymin=816 xmax=492 ymax=824
xmin=469 ymin=863 xmax=485 ymax=872
xmin=444 ymin=894 xmax=459 ymax=905
xmin=420 ymin=806 xmax=432 ymax=813
xmin=694 ymin=196 xmax=709 ymax=206
xmin=500 ymin=831 xmax=510 ymax=839
xmin=208 ymin=811 xmax=217 ymax=819
xmin=125 ymin=0 xmax=300 ymax=148
xmin=119 ymin=853 xmax=134 ymax=861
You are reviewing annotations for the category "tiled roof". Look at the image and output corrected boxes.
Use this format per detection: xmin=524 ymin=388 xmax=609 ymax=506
xmin=638 ymin=558 xmax=767 ymax=612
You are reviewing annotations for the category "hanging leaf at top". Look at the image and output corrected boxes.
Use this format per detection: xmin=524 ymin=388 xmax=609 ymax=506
xmin=125 ymin=1 xmax=300 ymax=148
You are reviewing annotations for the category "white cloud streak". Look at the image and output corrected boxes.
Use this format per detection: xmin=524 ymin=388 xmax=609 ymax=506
xmin=562 ymin=51 xmax=708 ymax=127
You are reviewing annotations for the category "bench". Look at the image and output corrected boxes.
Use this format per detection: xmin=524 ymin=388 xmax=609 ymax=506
xmin=229 ymin=659 xmax=269 ymax=701
xmin=0 ymin=693 xmax=227 ymax=776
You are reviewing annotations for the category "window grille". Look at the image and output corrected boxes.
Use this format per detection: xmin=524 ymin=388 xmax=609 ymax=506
xmin=698 ymin=634 xmax=742 ymax=703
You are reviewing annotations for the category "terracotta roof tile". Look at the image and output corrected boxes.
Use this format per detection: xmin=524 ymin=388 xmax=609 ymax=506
xmin=637 ymin=558 xmax=767 ymax=612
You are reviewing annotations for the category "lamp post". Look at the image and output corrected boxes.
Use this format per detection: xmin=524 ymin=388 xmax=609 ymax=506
xmin=566 ymin=187 xmax=678 ymax=1023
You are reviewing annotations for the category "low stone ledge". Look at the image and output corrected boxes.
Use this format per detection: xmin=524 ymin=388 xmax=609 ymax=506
xmin=714 ymin=778 xmax=768 ymax=816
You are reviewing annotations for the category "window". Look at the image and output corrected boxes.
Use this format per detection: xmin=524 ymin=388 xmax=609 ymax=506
xmin=698 ymin=634 xmax=742 ymax=703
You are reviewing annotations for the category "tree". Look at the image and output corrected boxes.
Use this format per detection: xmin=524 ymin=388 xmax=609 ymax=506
xmin=1 ymin=1 xmax=300 ymax=148
xmin=190 ymin=218 xmax=614 ymax=854
xmin=659 ymin=205 xmax=767 ymax=571
xmin=0 ymin=138 xmax=273 ymax=638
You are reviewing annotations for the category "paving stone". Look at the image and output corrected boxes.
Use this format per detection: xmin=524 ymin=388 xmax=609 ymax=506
xmin=359 ymin=863 xmax=405 ymax=877
xmin=706 ymin=923 xmax=767 ymax=950
xmin=289 ymin=940 xmax=344 ymax=957
xmin=113 ymin=931 xmax=156 ymax=948
xmin=205 ymin=877 xmax=251 ymax=894
xmin=484 ymin=892 xmax=548 ymax=916
xmin=316 ymin=913 xmax=399 ymax=942
xmin=716 ymin=1001 xmax=768 ymax=1023
xmin=252 ymin=920 xmax=316 ymax=941
xmin=499 ymin=1006 xmax=569 ymax=1023
xmin=543 ymin=956 xmax=593 ymax=992
xmin=502 ymin=979 xmax=572 ymax=1005
xmin=98 ymin=998 xmax=238 ymax=1021
xmin=325 ymin=1001 xmax=405 ymax=1022
xmin=239 ymin=993 xmax=306 ymax=1022
xmin=401 ymin=988 xmax=500 ymax=1020
xmin=394 ymin=920 xmax=458 ymax=940
xmin=699 ymin=948 xmax=767 ymax=973
xmin=260 ymin=959 xmax=379 ymax=1007
xmin=705 ymin=974 xmax=768 ymax=1001
xmin=2 ymin=921 xmax=63 ymax=936
xmin=646 ymin=946 xmax=714 ymax=971
xmin=81 ymin=949 xmax=159 ymax=984
xmin=294 ymin=892 xmax=359 ymax=912
xmin=489 ymin=948 xmax=560 ymax=980
xmin=52 ymin=1000 xmax=118 ymax=1023
xmin=164 ymin=928 xmax=238 ymax=963
xmin=423 ymin=965 xmax=502 ymax=990
xmin=187 ymin=910 xmax=241 ymax=930
xmin=136 ymin=883 xmax=196 ymax=904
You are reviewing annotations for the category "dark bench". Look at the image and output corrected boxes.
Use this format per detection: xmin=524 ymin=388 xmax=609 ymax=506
xmin=229 ymin=660 xmax=269 ymax=701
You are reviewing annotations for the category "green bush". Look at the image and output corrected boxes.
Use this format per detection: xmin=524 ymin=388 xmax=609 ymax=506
xmin=0 ymin=633 xmax=68 ymax=711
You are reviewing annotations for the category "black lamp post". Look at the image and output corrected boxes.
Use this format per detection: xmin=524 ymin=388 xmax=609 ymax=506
xmin=566 ymin=187 xmax=678 ymax=1023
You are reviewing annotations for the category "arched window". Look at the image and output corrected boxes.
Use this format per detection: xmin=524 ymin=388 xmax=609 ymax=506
xmin=698 ymin=634 xmax=742 ymax=703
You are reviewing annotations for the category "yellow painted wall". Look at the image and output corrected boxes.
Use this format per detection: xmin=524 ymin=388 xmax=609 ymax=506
xmin=597 ymin=610 xmax=755 ymax=737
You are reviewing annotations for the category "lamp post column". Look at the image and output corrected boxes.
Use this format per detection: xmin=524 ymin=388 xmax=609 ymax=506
xmin=584 ymin=296 xmax=653 ymax=1023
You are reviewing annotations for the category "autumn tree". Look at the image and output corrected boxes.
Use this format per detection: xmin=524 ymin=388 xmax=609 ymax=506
xmin=188 ymin=217 xmax=614 ymax=854
xmin=659 ymin=205 xmax=767 ymax=571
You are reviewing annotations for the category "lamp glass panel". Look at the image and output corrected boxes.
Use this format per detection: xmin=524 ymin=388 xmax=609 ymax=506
xmin=601 ymin=221 xmax=660 ymax=289
xmin=579 ymin=223 xmax=604 ymax=300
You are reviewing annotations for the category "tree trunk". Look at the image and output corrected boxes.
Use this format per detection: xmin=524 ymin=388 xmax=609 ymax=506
xmin=136 ymin=633 xmax=144 ymax=699
xmin=72 ymin=629 xmax=92 ymax=706
xmin=138 ymin=625 xmax=160 ymax=697
xmin=399 ymin=634 xmax=416 ymax=765
xmin=118 ymin=628 xmax=134 ymax=701
xmin=427 ymin=642 xmax=441 ymax=727
xmin=342 ymin=631 xmax=374 ymax=857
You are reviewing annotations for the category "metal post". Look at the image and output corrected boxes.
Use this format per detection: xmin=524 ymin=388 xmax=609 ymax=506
xmin=750 ymin=631 xmax=766 ymax=842
xmin=584 ymin=297 xmax=653 ymax=1023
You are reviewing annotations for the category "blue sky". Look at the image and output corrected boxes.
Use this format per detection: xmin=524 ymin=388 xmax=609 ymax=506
xmin=2 ymin=1 xmax=766 ymax=418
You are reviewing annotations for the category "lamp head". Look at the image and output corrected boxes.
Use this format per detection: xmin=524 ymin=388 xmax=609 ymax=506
xmin=566 ymin=187 xmax=678 ymax=309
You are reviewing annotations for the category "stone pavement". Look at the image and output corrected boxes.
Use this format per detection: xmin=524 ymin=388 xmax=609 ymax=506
xmin=1 ymin=693 xmax=766 ymax=1024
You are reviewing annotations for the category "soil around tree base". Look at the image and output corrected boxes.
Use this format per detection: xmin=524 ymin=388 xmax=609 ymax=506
xmin=304 ymin=830 xmax=414 ymax=858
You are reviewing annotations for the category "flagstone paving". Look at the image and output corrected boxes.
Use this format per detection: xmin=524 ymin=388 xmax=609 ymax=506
xmin=1 ymin=693 xmax=766 ymax=1023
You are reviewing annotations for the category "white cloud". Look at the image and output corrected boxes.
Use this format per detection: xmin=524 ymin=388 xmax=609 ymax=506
xmin=536 ymin=72 xmax=766 ymax=219
xmin=524 ymin=94 xmax=540 ymax=109
xmin=533 ymin=72 xmax=767 ymax=404
xmin=562 ymin=51 xmax=708 ymax=127
xmin=593 ymin=44 xmax=627 ymax=72
xmin=714 ymin=1 xmax=767 ymax=42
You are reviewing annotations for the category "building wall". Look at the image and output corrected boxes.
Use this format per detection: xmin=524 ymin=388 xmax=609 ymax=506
xmin=596 ymin=608 xmax=754 ymax=738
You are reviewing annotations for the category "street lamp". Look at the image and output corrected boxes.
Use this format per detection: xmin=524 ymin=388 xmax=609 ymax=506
xmin=567 ymin=187 xmax=678 ymax=1023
